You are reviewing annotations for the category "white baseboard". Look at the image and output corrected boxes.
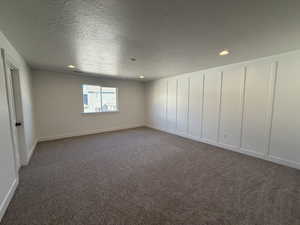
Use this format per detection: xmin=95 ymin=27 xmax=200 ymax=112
xmin=240 ymin=147 xmax=266 ymax=160
xmin=24 ymin=138 xmax=38 ymax=165
xmin=38 ymin=125 xmax=145 ymax=142
xmin=268 ymin=155 xmax=300 ymax=170
xmin=0 ymin=178 xmax=18 ymax=222
xmin=146 ymin=125 xmax=300 ymax=170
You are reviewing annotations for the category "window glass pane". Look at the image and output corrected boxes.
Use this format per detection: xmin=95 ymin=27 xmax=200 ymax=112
xmin=83 ymin=94 xmax=88 ymax=105
xmin=83 ymin=85 xmax=102 ymax=113
xmin=101 ymin=87 xmax=117 ymax=112
xmin=82 ymin=85 xmax=118 ymax=113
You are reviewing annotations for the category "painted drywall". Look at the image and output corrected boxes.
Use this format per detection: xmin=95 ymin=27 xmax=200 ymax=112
xmin=202 ymin=70 xmax=222 ymax=144
xmin=0 ymin=31 xmax=37 ymax=163
xmin=33 ymin=70 xmax=145 ymax=141
xmin=0 ymin=37 xmax=17 ymax=222
xmin=269 ymin=55 xmax=300 ymax=164
xmin=188 ymin=73 xmax=203 ymax=138
xmin=145 ymin=50 xmax=300 ymax=170
xmin=0 ymin=31 xmax=36 ymax=221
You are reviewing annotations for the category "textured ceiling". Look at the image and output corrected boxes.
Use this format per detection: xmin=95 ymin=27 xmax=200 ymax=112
xmin=1 ymin=0 xmax=300 ymax=80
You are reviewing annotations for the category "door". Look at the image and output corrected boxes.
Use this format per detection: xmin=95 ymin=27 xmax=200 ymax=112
xmin=5 ymin=66 xmax=25 ymax=171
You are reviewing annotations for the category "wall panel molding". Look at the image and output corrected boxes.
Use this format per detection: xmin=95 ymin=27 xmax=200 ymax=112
xmin=186 ymin=77 xmax=191 ymax=134
xmin=202 ymin=71 xmax=222 ymax=143
xmin=268 ymin=56 xmax=300 ymax=164
xmin=239 ymin=67 xmax=247 ymax=149
xmin=188 ymin=72 xmax=204 ymax=138
xmin=219 ymin=67 xmax=245 ymax=147
xmin=266 ymin=61 xmax=278 ymax=157
xmin=217 ymin=72 xmax=223 ymax=143
xmin=146 ymin=50 xmax=300 ymax=170
xmin=177 ymin=77 xmax=189 ymax=134
xmin=200 ymin=74 xmax=205 ymax=138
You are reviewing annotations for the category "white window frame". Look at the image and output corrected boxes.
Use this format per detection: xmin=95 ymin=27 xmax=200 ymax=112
xmin=81 ymin=84 xmax=119 ymax=114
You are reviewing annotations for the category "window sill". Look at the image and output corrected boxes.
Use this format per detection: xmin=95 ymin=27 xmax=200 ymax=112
xmin=81 ymin=111 xmax=119 ymax=115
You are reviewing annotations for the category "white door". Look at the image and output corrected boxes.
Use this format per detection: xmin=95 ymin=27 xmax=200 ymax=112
xmin=6 ymin=67 xmax=23 ymax=171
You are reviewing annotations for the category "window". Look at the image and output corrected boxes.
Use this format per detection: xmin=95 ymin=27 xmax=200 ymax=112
xmin=82 ymin=84 xmax=118 ymax=113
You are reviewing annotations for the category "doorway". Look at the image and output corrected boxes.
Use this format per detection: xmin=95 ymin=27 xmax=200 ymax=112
xmin=1 ymin=49 xmax=26 ymax=171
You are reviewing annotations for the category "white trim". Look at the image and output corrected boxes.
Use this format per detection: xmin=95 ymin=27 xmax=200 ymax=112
xmin=175 ymin=79 xmax=178 ymax=130
xmin=268 ymin=155 xmax=300 ymax=170
xmin=163 ymin=80 xmax=167 ymax=129
xmin=165 ymin=80 xmax=168 ymax=130
xmin=0 ymin=178 xmax=18 ymax=222
xmin=1 ymin=49 xmax=21 ymax=172
xmin=186 ymin=77 xmax=190 ymax=134
xmin=146 ymin=125 xmax=300 ymax=170
xmin=240 ymin=148 xmax=266 ymax=159
xmin=266 ymin=61 xmax=278 ymax=157
xmin=2 ymin=49 xmax=29 ymax=170
xmin=188 ymin=134 xmax=202 ymax=142
xmin=200 ymin=137 xmax=219 ymax=146
xmin=38 ymin=125 xmax=145 ymax=142
xmin=217 ymin=72 xmax=223 ymax=143
xmin=200 ymin=73 xmax=205 ymax=138
xmin=81 ymin=110 xmax=120 ymax=114
xmin=218 ymin=143 xmax=240 ymax=152
xmin=239 ymin=67 xmax=247 ymax=148
xmin=24 ymin=138 xmax=38 ymax=165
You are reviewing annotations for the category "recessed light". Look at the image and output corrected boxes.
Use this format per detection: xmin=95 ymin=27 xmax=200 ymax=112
xmin=68 ymin=65 xmax=75 ymax=68
xmin=139 ymin=75 xmax=144 ymax=79
xmin=219 ymin=49 xmax=230 ymax=56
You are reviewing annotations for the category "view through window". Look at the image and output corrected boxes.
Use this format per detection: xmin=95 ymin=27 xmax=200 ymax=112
xmin=83 ymin=84 xmax=118 ymax=113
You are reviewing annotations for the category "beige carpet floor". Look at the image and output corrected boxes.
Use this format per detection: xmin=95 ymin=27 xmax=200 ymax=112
xmin=1 ymin=127 xmax=300 ymax=225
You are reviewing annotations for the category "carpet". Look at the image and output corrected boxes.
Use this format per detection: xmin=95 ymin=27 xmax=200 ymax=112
xmin=1 ymin=127 xmax=300 ymax=225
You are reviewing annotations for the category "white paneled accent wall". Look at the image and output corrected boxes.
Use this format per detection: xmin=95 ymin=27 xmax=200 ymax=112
xmin=241 ymin=62 xmax=274 ymax=157
xmin=188 ymin=72 xmax=204 ymax=139
xmin=145 ymin=50 xmax=300 ymax=170
xmin=177 ymin=77 xmax=189 ymax=135
xmin=153 ymin=80 xmax=167 ymax=130
xmin=219 ymin=67 xmax=245 ymax=148
xmin=202 ymin=71 xmax=222 ymax=144
xmin=166 ymin=79 xmax=177 ymax=131
xmin=269 ymin=56 xmax=300 ymax=165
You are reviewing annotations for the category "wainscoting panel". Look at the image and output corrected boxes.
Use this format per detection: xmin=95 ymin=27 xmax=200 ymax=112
xmin=188 ymin=72 xmax=204 ymax=138
xmin=202 ymin=71 xmax=222 ymax=144
xmin=269 ymin=55 xmax=300 ymax=166
xmin=219 ymin=67 xmax=245 ymax=148
xmin=177 ymin=77 xmax=189 ymax=135
xmin=241 ymin=62 xmax=273 ymax=156
xmin=146 ymin=50 xmax=300 ymax=170
xmin=166 ymin=79 xmax=177 ymax=131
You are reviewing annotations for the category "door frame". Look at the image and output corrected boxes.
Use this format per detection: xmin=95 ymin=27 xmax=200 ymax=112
xmin=1 ymin=49 xmax=26 ymax=170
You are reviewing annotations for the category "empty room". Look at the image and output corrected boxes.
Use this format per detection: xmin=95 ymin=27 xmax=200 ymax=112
xmin=1 ymin=1 xmax=300 ymax=225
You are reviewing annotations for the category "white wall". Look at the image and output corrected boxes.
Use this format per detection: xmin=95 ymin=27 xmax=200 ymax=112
xmin=33 ymin=70 xmax=145 ymax=141
xmin=202 ymin=70 xmax=222 ymax=144
xmin=0 ymin=32 xmax=37 ymax=162
xmin=0 ymin=31 xmax=36 ymax=220
xmin=145 ymin=50 xmax=300 ymax=170
xmin=188 ymin=72 xmax=204 ymax=139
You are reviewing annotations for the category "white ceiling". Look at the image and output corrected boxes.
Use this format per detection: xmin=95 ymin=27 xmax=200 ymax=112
xmin=1 ymin=0 xmax=300 ymax=80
